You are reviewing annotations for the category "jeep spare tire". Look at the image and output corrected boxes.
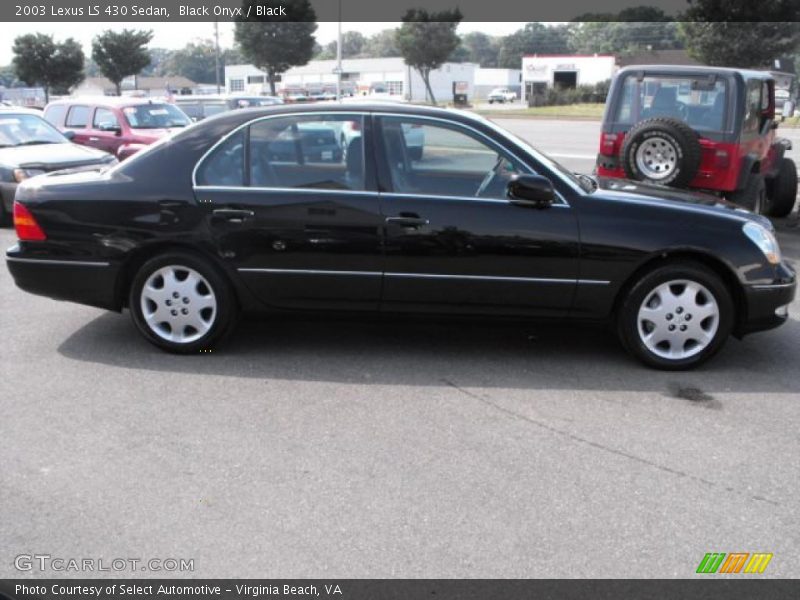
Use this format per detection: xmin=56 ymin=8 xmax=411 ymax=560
xmin=621 ymin=117 xmax=702 ymax=187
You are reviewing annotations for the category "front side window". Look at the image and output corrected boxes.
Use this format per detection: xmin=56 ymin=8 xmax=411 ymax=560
xmin=378 ymin=117 xmax=524 ymax=199
xmin=65 ymin=105 xmax=90 ymax=128
xmin=195 ymin=130 xmax=245 ymax=187
xmin=122 ymin=104 xmax=190 ymax=129
xmin=93 ymin=107 xmax=119 ymax=130
xmin=249 ymin=115 xmax=365 ymax=191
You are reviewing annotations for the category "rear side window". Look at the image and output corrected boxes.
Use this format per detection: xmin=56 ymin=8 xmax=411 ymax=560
xmin=195 ymin=130 xmax=245 ymax=187
xmin=65 ymin=105 xmax=90 ymax=128
xmin=43 ymin=104 xmax=67 ymax=127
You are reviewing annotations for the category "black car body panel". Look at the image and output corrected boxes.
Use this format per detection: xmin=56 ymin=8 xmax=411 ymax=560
xmin=6 ymin=103 xmax=796 ymax=338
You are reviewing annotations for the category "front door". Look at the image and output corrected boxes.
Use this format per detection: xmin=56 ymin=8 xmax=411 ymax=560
xmin=375 ymin=115 xmax=580 ymax=317
xmin=193 ymin=112 xmax=384 ymax=311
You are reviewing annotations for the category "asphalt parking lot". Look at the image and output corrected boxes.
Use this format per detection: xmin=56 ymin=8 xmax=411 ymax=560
xmin=1 ymin=118 xmax=799 ymax=578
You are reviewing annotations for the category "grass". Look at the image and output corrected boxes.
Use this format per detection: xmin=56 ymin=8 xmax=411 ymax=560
xmin=474 ymin=103 xmax=606 ymax=120
xmin=781 ymin=115 xmax=800 ymax=129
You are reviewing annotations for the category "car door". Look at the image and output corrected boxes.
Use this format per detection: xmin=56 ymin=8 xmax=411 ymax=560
xmin=375 ymin=114 xmax=580 ymax=317
xmin=87 ymin=107 xmax=121 ymax=155
xmin=193 ymin=111 xmax=384 ymax=311
xmin=63 ymin=105 xmax=91 ymax=146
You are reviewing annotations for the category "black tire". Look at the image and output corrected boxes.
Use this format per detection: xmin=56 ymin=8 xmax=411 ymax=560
xmin=621 ymin=117 xmax=702 ymax=187
xmin=617 ymin=261 xmax=734 ymax=370
xmin=766 ymin=158 xmax=797 ymax=218
xmin=728 ymin=173 xmax=767 ymax=214
xmin=129 ymin=251 xmax=238 ymax=353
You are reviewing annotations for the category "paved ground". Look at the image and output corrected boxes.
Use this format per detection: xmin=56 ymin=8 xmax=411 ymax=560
xmin=1 ymin=119 xmax=799 ymax=579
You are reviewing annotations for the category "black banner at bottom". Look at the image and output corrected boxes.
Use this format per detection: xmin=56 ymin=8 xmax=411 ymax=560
xmin=1 ymin=580 xmax=799 ymax=600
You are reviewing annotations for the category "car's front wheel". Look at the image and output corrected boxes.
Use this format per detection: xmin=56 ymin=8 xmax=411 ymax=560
xmin=617 ymin=261 xmax=734 ymax=370
xmin=129 ymin=252 xmax=238 ymax=353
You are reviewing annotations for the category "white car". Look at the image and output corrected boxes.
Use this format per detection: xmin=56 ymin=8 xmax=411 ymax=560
xmin=487 ymin=88 xmax=517 ymax=103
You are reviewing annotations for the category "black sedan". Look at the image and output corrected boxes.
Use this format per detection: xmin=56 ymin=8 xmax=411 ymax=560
xmin=5 ymin=104 xmax=796 ymax=369
xmin=0 ymin=108 xmax=116 ymax=223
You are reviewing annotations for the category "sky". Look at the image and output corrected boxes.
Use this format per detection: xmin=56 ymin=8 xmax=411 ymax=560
xmin=0 ymin=22 xmax=527 ymax=66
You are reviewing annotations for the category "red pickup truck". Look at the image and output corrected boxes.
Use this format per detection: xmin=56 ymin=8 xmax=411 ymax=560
xmin=43 ymin=97 xmax=191 ymax=160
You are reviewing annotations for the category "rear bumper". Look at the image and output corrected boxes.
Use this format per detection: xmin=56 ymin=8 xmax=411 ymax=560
xmin=738 ymin=275 xmax=796 ymax=336
xmin=6 ymin=245 xmax=121 ymax=311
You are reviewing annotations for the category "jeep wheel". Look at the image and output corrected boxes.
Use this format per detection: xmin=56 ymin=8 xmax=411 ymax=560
xmin=729 ymin=173 xmax=767 ymax=214
xmin=621 ymin=117 xmax=702 ymax=187
xmin=766 ymin=158 xmax=798 ymax=218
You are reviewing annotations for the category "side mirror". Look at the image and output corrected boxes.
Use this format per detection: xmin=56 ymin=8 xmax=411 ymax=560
xmin=507 ymin=174 xmax=556 ymax=207
xmin=63 ymin=130 xmax=75 ymax=141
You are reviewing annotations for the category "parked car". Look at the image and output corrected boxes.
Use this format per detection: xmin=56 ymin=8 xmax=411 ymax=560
xmin=487 ymin=88 xmax=517 ymax=103
xmin=338 ymin=114 xmax=424 ymax=160
xmin=6 ymin=104 xmax=795 ymax=369
xmin=0 ymin=107 xmax=115 ymax=224
xmin=597 ymin=65 xmax=797 ymax=217
xmin=43 ymin=97 xmax=191 ymax=160
xmin=174 ymin=94 xmax=283 ymax=121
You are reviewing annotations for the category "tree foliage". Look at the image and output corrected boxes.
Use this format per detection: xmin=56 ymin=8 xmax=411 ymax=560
xmin=679 ymin=1 xmax=800 ymax=67
xmin=459 ymin=32 xmax=500 ymax=68
xmin=235 ymin=0 xmax=317 ymax=95
xmin=92 ymin=29 xmax=153 ymax=95
xmin=396 ymin=9 xmax=462 ymax=104
xmin=12 ymin=34 xmax=85 ymax=101
xmin=362 ymin=29 xmax=399 ymax=58
xmin=570 ymin=8 xmax=681 ymax=56
xmin=316 ymin=31 xmax=367 ymax=60
xmin=497 ymin=23 xmax=571 ymax=69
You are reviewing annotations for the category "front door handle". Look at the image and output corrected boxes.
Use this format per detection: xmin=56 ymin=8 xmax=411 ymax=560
xmin=385 ymin=215 xmax=429 ymax=228
xmin=212 ymin=208 xmax=255 ymax=223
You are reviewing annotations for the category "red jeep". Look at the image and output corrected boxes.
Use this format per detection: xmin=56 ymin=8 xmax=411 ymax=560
xmin=597 ymin=66 xmax=797 ymax=216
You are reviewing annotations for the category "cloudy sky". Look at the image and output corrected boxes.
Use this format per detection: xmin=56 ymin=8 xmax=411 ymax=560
xmin=0 ymin=22 xmax=526 ymax=66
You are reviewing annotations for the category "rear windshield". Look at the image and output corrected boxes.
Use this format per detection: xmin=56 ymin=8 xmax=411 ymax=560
xmin=614 ymin=74 xmax=729 ymax=132
xmin=122 ymin=103 xmax=191 ymax=129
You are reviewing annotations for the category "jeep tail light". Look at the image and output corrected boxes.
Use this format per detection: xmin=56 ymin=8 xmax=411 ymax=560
xmin=13 ymin=202 xmax=46 ymax=241
xmin=714 ymin=149 xmax=730 ymax=169
xmin=600 ymin=133 xmax=618 ymax=156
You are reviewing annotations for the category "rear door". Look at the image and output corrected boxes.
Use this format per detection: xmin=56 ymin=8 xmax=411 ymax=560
xmin=193 ymin=111 xmax=384 ymax=311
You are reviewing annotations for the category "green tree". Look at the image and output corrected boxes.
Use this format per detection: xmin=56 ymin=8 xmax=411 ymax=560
xmin=316 ymin=31 xmax=367 ymax=60
xmin=679 ymin=1 xmax=800 ymax=67
xmin=12 ymin=34 xmax=85 ymax=102
xmin=460 ymin=32 xmax=500 ymax=68
xmin=396 ymin=8 xmax=462 ymax=104
xmin=0 ymin=65 xmax=23 ymax=88
xmin=235 ymin=0 xmax=317 ymax=95
xmin=497 ymin=23 xmax=571 ymax=69
xmin=363 ymin=29 xmax=399 ymax=58
xmin=161 ymin=40 xmax=219 ymax=83
xmin=141 ymin=48 xmax=173 ymax=77
xmin=92 ymin=29 xmax=153 ymax=95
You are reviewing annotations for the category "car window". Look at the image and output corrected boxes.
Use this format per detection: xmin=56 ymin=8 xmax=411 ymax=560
xmin=743 ymin=80 xmax=762 ymax=134
xmin=378 ymin=116 xmax=523 ymax=199
xmin=195 ymin=129 xmax=245 ymax=187
xmin=93 ymin=107 xmax=119 ymax=130
xmin=176 ymin=103 xmax=202 ymax=119
xmin=203 ymin=103 xmax=228 ymax=118
xmin=122 ymin=103 xmax=190 ymax=129
xmin=65 ymin=105 xmax=90 ymax=128
xmin=249 ymin=115 xmax=365 ymax=191
xmin=0 ymin=113 xmax=66 ymax=147
xmin=43 ymin=104 xmax=67 ymax=127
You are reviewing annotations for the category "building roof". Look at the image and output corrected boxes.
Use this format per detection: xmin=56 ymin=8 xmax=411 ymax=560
xmin=617 ymin=49 xmax=701 ymax=68
xmin=77 ymin=76 xmax=198 ymax=91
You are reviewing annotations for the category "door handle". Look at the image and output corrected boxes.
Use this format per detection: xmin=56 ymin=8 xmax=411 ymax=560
xmin=385 ymin=215 xmax=429 ymax=228
xmin=212 ymin=208 xmax=255 ymax=222
xmin=88 ymin=137 xmax=99 ymax=142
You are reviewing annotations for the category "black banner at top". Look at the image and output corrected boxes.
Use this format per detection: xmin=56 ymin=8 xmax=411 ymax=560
xmin=2 ymin=0 xmax=800 ymax=22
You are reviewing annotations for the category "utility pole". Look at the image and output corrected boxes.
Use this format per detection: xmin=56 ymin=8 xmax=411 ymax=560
xmin=336 ymin=0 xmax=342 ymax=101
xmin=214 ymin=21 xmax=221 ymax=94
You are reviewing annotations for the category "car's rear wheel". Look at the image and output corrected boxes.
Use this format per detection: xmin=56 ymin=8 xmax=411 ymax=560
xmin=617 ymin=261 xmax=734 ymax=370
xmin=728 ymin=173 xmax=767 ymax=214
xmin=129 ymin=252 xmax=238 ymax=353
xmin=621 ymin=117 xmax=702 ymax=187
xmin=766 ymin=158 xmax=797 ymax=218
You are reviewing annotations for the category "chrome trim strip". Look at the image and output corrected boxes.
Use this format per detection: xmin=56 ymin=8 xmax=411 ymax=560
xmin=379 ymin=191 xmax=570 ymax=207
xmin=238 ymin=268 xmax=381 ymax=276
xmin=386 ymin=272 xmax=577 ymax=284
xmin=750 ymin=282 xmax=796 ymax=290
xmin=577 ymin=279 xmax=612 ymax=285
xmin=195 ymin=185 xmax=377 ymax=196
xmin=6 ymin=257 xmax=111 ymax=267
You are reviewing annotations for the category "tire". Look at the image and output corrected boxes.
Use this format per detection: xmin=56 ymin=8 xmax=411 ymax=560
xmin=621 ymin=117 xmax=702 ymax=187
xmin=728 ymin=173 xmax=767 ymax=214
xmin=617 ymin=261 xmax=734 ymax=370
xmin=129 ymin=251 xmax=238 ymax=353
xmin=766 ymin=158 xmax=797 ymax=218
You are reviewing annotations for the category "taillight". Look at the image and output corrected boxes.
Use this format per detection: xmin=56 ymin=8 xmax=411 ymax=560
xmin=714 ymin=149 xmax=730 ymax=169
xmin=13 ymin=202 xmax=46 ymax=241
xmin=600 ymin=133 xmax=618 ymax=157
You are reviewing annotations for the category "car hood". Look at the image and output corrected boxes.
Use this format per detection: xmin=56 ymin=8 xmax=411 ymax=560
xmin=593 ymin=176 xmax=768 ymax=224
xmin=0 ymin=142 xmax=111 ymax=169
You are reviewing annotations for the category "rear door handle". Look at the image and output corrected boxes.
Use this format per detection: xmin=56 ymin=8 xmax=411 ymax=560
xmin=212 ymin=208 xmax=255 ymax=223
xmin=88 ymin=137 xmax=99 ymax=142
xmin=385 ymin=216 xmax=429 ymax=228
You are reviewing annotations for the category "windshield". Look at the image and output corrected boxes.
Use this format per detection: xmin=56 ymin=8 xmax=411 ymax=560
xmin=615 ymin=74 xmax=729 ymax=132
xmin=122 ymin=103 xmax=191 ymax=129
xmin=0 ymin=113 xmax=66 ymax=147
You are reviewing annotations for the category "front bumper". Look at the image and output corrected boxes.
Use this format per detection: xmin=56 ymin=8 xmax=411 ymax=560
xmin=738 ymin=273 xmax=797 ymax=336
xmin=6 ymin=244 xmax=121 ymax=311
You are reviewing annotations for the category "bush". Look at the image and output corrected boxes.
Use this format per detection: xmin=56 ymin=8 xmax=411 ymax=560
xmin=527 ymin=79 xmax=611 ymax=107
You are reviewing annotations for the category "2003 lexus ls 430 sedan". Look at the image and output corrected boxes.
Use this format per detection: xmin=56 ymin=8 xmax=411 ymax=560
xmin=5 ymin=103 xmax=796 ymax=369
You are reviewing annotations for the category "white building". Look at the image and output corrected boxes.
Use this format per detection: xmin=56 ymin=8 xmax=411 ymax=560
xmin=473 ymin=68 xmax=522 ymax=100
xmin=522 ymin=54 xmax=616 ymax=99
xmin=225 ymin=58 xmax=477 ymax=103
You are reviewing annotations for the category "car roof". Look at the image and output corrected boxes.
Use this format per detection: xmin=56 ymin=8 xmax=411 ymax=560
xmin=45 ymin=96 xmax=173 ymax=108
xmin=616 ymin=65 xmax=774 ymax=81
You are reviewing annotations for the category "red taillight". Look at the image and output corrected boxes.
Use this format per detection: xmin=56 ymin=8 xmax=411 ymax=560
xmin=600 ymin=133 xmax=618 ymax=157
xmin=13 ymin=202 xmax=46 ymax=241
